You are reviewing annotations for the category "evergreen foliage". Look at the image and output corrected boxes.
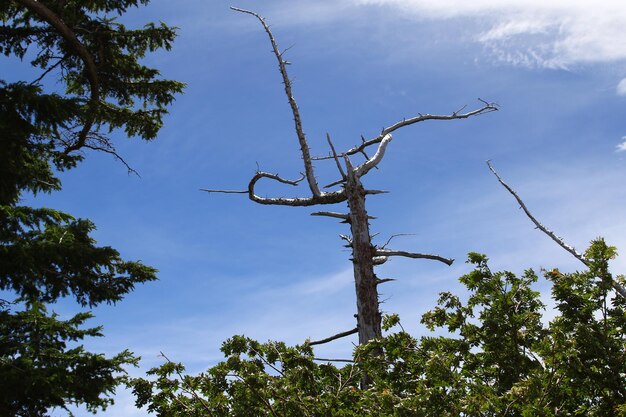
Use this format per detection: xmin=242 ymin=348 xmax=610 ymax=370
xmin=132 ymin=239 xmax=626 ymax=416
xmin=0 ymin=1 xmax=183 ymax=415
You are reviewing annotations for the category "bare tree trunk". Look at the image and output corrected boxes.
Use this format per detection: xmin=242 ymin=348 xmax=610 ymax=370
xmin=206 ymin=8 xmax=499 ymax=388
xmin=345 ymin=169 xmax=381 ymax=345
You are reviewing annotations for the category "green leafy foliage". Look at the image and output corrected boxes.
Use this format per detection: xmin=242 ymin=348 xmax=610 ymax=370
xmin=1 ymin=1 xmax=181 ymax=415
xmin=132 ymin=239 xmax=626 ymax=416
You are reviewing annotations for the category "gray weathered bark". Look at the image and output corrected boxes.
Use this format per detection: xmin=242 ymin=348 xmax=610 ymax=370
xmin=345 ymin=160 xmax=382 ymax=345
xmin=203 ymin=9 xmax=498 ymax=381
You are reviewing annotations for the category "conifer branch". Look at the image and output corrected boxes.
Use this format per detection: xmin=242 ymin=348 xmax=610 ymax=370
xmin=16 ymin=0 xmax=100 ymax=153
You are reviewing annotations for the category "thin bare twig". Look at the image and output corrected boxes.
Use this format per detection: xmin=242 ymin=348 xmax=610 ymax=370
xmin=327 ymin=133 xmax=347 ymax=180
xmin=30 ymin=55 xmax=68 ymax=85
xmin=200 ymin=189 xmax=248 ymax=194
xmin=324 ymin=178 xmax=345 ymax=189
xmin=82 ymin=144 xmax=140 ymax=177
xmin=308 ymin=327 xmax=358 ymax=346
xmin=486 ymin=160 xmax=626 ymax=299
xmin=381 ymin=233 xmax=416 ymax=250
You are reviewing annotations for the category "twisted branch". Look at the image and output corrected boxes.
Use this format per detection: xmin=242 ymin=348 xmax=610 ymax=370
xmin=203 ymin=171 xmax=346 ymax=206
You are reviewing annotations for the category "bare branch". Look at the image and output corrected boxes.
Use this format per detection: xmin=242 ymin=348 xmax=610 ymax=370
xmin=82 ymin=144 xmax=140 ymax=177
xmin=355 ymin=133 xmax=392 ymax=177
xmin=375 ymin=249 xmax=454 ymax=266
xmin=200 ymin=189 xmax=247 ymax=194
xmin=376 ymin=278 xmax=396 ymax=285
xmin=324 ymin=178 xmax=345 ymax=189
xmin=307 ymin=327 xmax=358 ymax=346
xmin=311 ymin=211 xmax=349 ymax=220
xmin=487 ymin=160 xmax=626 ymax=299
xmin=231 ymin=7 xmax=321 ymax=197
xmin=314 ymin=101 xmax=498 ymax=161
xmin=327 ymin=133 xmax=347 ymax=180
xmin=30 ymin=54 xmax=68 ymax=85
xmin=372 ymin=256 xmax=388 ymax=266
xmin=203 ymin=171 xmax=302 ymax=195
xmin=380 ymin=102 xmax=497 ymax=138
xmin=339 ymin=234 xmax=353 ymax=247
xmin=247 ymin=172 xmax=346 ymax=206
xmin=313 ymin=357 xmax=355 ymax=363
xmin=364 ymin=189 xmax=389 ymax=195
xmin=487 ymin=160 xmax=585 ymax=262
xmin=311 ymin=212 xmax=376 ymax=221
xmin=381 ymin=233 xmax=416 ymax=250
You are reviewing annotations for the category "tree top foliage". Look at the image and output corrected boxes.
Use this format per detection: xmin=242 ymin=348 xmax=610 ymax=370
xmin=132 ymin=239 xmax=626 ymax=416
xmin=1 ymin=1 xmax=183 ymax=415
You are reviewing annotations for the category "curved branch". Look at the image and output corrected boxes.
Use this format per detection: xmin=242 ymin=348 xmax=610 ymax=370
xmin=231 ymin=7 xmax=321 ymax=197
xmin=354 ymin=133 xmax=392 ymax=177
xmin=487 ymin=160 xmax=626 ymax=299
xmin=247 ymin=172 xmax=346 ymax=206
xmin=17 ymin=0 xmax=100 ymax=153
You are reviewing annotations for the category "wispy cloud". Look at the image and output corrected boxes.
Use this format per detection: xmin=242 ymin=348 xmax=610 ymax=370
xmin=617 ymin=79 xmax=626 ymax=96
xmin=361 ymin=0 xmax=626 ymax=68
xmin=616 ymin=136 xmax=626 ymax=152
xmin=263 ymin=0 xmax=626 ymax=69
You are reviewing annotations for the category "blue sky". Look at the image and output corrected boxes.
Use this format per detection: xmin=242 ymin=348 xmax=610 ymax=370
xmin=10 ymin=1 xmax=626 ymax=415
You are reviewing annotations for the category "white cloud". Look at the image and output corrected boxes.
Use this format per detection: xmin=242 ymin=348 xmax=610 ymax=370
xmin=347 ymin=0 xmax=626 ymax=68
xmin=617 ymin=78 xmax=626 ymax=96
xmin=616 ymin=136 xmax=626 ymax=152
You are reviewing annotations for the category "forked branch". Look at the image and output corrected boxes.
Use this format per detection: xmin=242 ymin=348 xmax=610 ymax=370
xmin=314 ymin=102 xmax=498 ymax=162
xmin=355 ymin=134 xmax=392 ymax=177
xmin=487 ymin=160 xmax=626 ymax=298
xmin=231 ymin=7 xmax=321 ymax=197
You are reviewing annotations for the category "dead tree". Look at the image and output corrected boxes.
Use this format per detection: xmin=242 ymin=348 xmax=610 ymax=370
xmin=204 ymin=8 xmax=497 ymax=351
